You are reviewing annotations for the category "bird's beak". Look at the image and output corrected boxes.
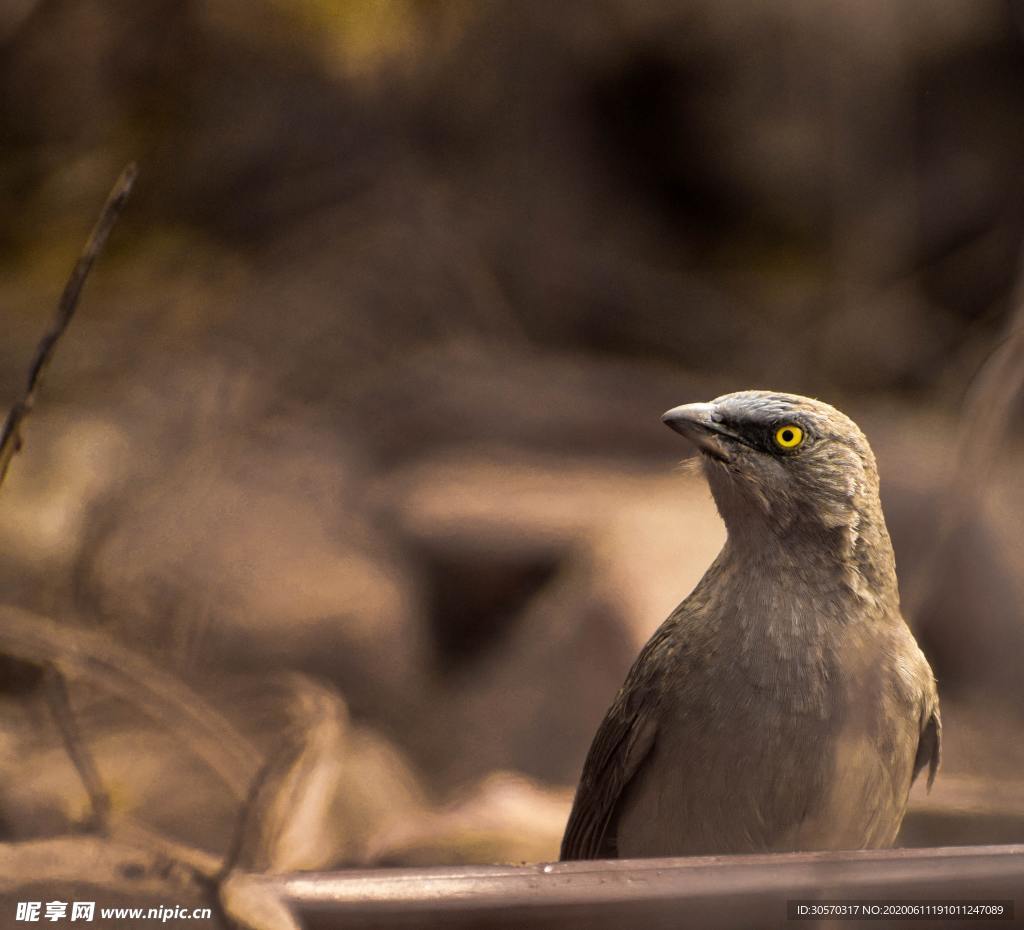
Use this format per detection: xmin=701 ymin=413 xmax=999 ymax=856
xmin=661 ymin=403 xmax=734 ymax=462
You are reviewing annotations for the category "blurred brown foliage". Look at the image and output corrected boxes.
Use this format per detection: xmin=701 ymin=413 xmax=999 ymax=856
xmin=1 ymin=0 xmax=1023 ymax=903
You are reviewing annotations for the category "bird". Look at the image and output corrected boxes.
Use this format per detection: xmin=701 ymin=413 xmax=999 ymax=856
xmin=560 ymin=390 xmax=940 ymax=860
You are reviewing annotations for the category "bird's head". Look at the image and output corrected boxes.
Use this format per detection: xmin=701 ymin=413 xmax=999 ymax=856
xmin=663 ymin=391 xmax=883 ymax=552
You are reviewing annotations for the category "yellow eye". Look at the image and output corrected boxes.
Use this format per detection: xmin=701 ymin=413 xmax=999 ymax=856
xmin=774 ymin=424 xmax=804 ymax=449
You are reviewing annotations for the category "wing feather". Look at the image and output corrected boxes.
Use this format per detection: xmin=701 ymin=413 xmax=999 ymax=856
xmin=559 ymin=621 xmax=675 ymax=860
xmin=912 ymin=705 xmax=941 ymax=791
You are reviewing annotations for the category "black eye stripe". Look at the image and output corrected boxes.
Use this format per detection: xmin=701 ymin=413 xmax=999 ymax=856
xmin=716 ymin=415 xmax=812 ymax=451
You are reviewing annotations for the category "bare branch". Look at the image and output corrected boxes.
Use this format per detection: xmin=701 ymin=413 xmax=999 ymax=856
xmin=0 ymin=164 xmax=137 ymax=843
xmin=41 ymin=666 xmax=111 ymax=832
xmin=0 ymin=605 xmax=260 ymax=800
xmin=223 ymin=676 xmax=349 ymax=877
xmin=0 ymin=162 xmax=137 ymax=490
xmin=110 ymin=814 xmax=224 ymax=880
xmin=0 ymin=835 xmax=207 ymax=901
xmin=220 ymin=872 xmax=303 ymax=930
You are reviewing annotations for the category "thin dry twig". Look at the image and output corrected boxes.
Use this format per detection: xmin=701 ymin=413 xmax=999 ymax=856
xmin=110 ymin=815 xmax=224 ymax=880
xmin=0 ymin=605 xmax=261 ymax=799
xmin=222 ymin=675 xmax=349 ymax=879
xmin=41 ymin=666 xmax=111 ymax=831
xmin=0 ymin=166 xmax=274 ymax=922
xmin=0 ymin=162 xmax=137 ymax=489
xmin=0 ymin=835 xmax=206 ymax=898
xmin=0 ymin=163 xmax=137 ymax=834
xmin=219 ymin=871 xmax=303 ymax=930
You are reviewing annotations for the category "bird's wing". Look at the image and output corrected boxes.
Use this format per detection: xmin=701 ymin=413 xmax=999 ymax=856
xmin=559 ymin=623 xmax=672 ymax=861
xmin=912 ymin=704 xmax=941 ymax=790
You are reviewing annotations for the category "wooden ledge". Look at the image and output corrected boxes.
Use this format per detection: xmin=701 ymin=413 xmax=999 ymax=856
xmin=255 ymin=844 xmax=1024 ymax=929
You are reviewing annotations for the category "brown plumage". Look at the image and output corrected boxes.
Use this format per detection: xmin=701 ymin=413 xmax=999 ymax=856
xmin=561 ymin=391 xmax=939 ymax=860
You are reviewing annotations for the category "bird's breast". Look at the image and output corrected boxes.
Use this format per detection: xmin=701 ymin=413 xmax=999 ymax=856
xmin=615 ymin=612 xmax=920 ymax=857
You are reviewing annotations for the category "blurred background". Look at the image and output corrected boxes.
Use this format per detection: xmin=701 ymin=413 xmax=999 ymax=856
xmin=1 ymin=0 xmax=1024 ymax=884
